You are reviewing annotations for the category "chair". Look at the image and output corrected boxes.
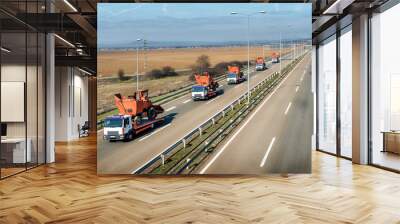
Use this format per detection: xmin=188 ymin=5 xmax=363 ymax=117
xmin=79 ymin=121 xmax=90 ymax=138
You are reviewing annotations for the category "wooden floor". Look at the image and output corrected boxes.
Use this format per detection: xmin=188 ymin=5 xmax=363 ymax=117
xmin=0 ymin=136 xmax=400 ymax=223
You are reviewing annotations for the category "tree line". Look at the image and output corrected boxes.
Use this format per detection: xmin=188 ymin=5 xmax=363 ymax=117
xmin=117 ymin=54 xmax=249 ymax=81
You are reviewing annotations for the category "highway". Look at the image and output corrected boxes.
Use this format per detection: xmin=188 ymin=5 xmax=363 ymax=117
xmin=199 ymin=53 xmax=312 ymax=174
xmin=97 ymin=53 xmax=296 ymax=174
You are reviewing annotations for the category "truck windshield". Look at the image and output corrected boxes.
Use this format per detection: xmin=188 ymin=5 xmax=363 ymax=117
xmin=227 ymin=73 xmax=236 ymax=78
xmin=104 ymin=118 xmax=123 ymax=127
xmin=192 ymin=86 xmax=205 ymax=92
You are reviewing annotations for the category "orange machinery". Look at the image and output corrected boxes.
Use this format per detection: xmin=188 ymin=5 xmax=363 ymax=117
xmin=228 ymin=66 xmax=240 ymax=74
xmin=271 ymin=52 xmax=280 ymax=63
xmin=114 ymin=90 xmax=164 ymax=120
xmin=256 ymin=57 xmax=265 ymax=64
xmin=194 ymin=72 xmax=219 ymax=90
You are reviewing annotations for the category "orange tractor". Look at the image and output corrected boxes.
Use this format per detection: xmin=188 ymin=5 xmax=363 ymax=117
xmin=271 ymin=52 xmax=280 ymax=63
xmin=226 ymin=66 xmax=245 ymax=84
xmin=191 ymin=72 xmax=220 ymax=100
xmin=103 ymin=90 xmax=164 ymax=142
xmin=114 ymin=90 xmax=164 ymax=120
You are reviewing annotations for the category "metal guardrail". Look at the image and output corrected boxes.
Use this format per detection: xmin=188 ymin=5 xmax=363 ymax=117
xmin=133 ymin=53 xmax=306 ymax=174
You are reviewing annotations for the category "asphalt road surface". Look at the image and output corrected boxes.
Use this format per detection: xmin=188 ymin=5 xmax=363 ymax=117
xmin=199 ymin=53 xmax=312 ymax=174
xmin=97 ymin=53 xmax=299 ymax=174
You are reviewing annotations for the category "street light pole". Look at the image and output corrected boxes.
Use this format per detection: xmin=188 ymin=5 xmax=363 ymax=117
xmin=247 ymin=15 xmax=250 ymax=104
xmin=279 ymin=32 xmax=282 ymax=76
xmin=263 ymin=45 xmax=266 ymax=61
xmin=136 ymin=38 xmax=142 ymax=91
xmin=231 ymin=11 xmax=266 ymax=105
xmin=136 ymin=46 xmax=139 ymax=91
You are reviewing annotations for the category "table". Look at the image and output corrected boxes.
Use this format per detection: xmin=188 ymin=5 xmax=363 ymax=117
xmin=1 ymin=138 xmax=31 ymax=164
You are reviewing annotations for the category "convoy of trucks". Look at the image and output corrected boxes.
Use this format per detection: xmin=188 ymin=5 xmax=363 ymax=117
xmin=191 ymin=72 xmax=220 ymax=100
xmin=271 ymin=52 xmax=280 ymax=63
xmin=226 ymin=66 xmax=246 ymax=84
xmin=255 ymin=57 xmax=266 ymax=71
xmin=103 ymin=90 xmax=164 ymax=142
xmin=103 ymin=50 xmax=284 ymax=141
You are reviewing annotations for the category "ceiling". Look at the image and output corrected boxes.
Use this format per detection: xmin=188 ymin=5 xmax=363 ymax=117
xmin=0 ymin=0 xmax=98 ymax=75
xmin=1 ymin=0 xmax=395 ymax=74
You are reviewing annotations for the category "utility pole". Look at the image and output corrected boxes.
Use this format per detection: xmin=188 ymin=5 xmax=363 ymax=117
xmin=279 ymin=32 xmax=282 ymax=76
xmin=143 ymin=39 xmax=147 ymax=76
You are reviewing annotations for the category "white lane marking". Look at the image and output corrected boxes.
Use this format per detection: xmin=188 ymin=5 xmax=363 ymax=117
xmin=284 ymin=102 xmax=292 ymax=115
xmin=300 ymin=72 xmax=305 ymax=81
xmin=162 ymin=94 xmax=188 ymax=106
xmin=260 ymin=137 xmax=276 ymax=167
xmin=138 ymin=123 xmax=171 ymax=142
xmin=295 ymin=86 xmax=299 ymax=92
xmin=234 ymin=85 xmax=240 ymax=89
xmin=200 ymin=56 xmax=306 ymax=174
xmin=206 ymin=97 xmax=218 ymax=105
xmin=165 ymin=106 xmax=176 ymax=112
xmin=182 ymin=99 xmax=191 ymax=104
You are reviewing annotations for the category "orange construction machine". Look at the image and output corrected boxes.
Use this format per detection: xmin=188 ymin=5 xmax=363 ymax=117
xmin=103 ymin=90 xmax=164 ymax=142
xmin=271 ymin=52 xmax=280 ymax=63
xmin=192 ymin=72 xmax=219 ymax=100
xmin=255 ymin=57 xmax=266 ymax=71
xmin=114 ymin=90 xmax=164 ymax=120
xmin=227 ymin=66 xmax=245 ymax=84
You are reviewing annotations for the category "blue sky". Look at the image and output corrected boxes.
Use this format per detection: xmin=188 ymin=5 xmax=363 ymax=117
xmin=98 ymin=3 xmax=311 ymax=48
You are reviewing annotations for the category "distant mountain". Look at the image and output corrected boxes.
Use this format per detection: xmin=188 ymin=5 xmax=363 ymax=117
xmin=98 ymin=39 xmax=311 ymax=50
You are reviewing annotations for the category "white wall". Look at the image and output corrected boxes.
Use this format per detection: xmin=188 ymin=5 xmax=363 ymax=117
xmin=54 ymin=67 xmax=89 ymax=141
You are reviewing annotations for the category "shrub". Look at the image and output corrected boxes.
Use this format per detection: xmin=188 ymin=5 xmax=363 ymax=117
xmin=191 ymin=54 xmax=211 ymax=74
xmin=118 ymin=69 xmax=130 ymax=81
xmin=145 ymin=66 xmax=179 ymax=79
xmin=161 ymin=66 xmax=178 ymax=77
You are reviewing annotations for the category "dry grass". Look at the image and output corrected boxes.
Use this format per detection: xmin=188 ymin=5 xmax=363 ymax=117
xmin=98 ymin=46 xmax=288 ymax=77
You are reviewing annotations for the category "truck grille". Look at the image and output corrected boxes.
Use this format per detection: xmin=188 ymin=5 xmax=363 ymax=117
xmin=107 ymin=131 xmax=119 ymax=136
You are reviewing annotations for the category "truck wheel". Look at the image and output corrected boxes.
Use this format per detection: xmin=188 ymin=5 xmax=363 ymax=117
xmin=128 ymin=132 xmax=134 ymax=140
xmin=148 ymin=107 xmax=156 ymax=120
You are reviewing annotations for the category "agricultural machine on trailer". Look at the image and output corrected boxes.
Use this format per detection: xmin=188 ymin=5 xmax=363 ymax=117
xmin=103 ymin=90 xmax=164 ymax=142
xmin=271 ymin=52 xmax=280 ymax=63
xmin=226 ymin=66 xmax=245 ymax=84
xmin=255 ymin=57 xmax=266 ymax=71
xmin=191 ymin=72 xmax=220 ymax=100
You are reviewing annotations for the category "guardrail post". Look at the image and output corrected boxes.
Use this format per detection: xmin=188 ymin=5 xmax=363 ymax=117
xmin=199 ymin=127 xmax=202 ymax=136
xmin=212 ymin=118 xmax=215 ymax=125
xmin=182 ymin=138 xmax=186 ymax=148
xmin=222 ymin=110 xmax=225 ymax=117
xmin=161 ymin=154 xmax=165 ymax=166
xmin=186 ymin=158 xmax=191 ymax=169
xmin=231 ymin=104 xmax=234 ymax=110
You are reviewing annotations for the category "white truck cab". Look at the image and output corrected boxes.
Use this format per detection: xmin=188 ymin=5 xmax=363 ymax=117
xmin=103 ymin=115 xmax=133 ymax=141
xmin=191 ymin=85 xmax=209 ymax=100
xmin=227 ymin=73 xmax=238 ymax=84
